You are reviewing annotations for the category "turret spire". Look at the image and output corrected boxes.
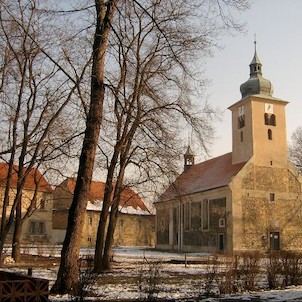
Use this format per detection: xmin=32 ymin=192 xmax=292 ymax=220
xmin=184 ymin=145 xmax=195 ymax=172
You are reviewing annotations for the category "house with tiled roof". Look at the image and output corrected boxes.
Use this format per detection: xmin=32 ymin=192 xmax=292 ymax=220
xmin=52 ymin=178 xmax=155 ymax=247
xmin=0 ymin=162 xmax=53 ymax=244
xmin=155 ymin=44 xmax=302 ymax=253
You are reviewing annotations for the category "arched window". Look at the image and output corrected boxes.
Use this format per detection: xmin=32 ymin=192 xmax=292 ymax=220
xmin=264 ymin=113 xmax=269 ymax=125
xmin=240 ymin=131 xmax=243 ymax=142
xmin=270 ymin=114 xmax=276 ymax=126
xmin=238 ymin=116 xmax=245 ymax=129
xmin=264 ymin=113 xmax=276 ymax=126
xmin=268 ymin=129 xmax=272 ymax=140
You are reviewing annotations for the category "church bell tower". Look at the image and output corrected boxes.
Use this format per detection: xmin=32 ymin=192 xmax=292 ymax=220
xmin=228 ymin=42 xmax=288 ymax=168
xmin=184 ymin=145 xmax=195 ymax=172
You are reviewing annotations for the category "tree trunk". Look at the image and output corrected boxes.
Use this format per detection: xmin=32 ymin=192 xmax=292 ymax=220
xmin=12 ymin=200 xmax=22 ymax=262
xmin=51 ymin=1 xmax=118 ymax=294
xmin=51 ymin=83 xmax=105 ymax=294
xmin=94 ymin=160 xmax=118 ymax=272
xmin=101 ymin=198 xmax=119 ymax=270
xmin=93 ymin=187 xmax=111 ymax=271
xmin=94 ymin=160 xmax=127 ymax=271
xmin=0 ymin=229 xmax=9 ymax=264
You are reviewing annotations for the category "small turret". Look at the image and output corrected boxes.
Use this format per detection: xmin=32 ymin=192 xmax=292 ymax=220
xmin=184 ymin=145 xmax=195 ymax=172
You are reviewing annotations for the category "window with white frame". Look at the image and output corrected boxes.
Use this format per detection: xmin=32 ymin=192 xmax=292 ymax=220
xmin=219 ymin=218 xmax=225 ymax=228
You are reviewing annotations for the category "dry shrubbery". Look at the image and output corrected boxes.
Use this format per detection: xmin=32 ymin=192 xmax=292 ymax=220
xmin=136 ymin=251 xmax=302 ymax=301
xmin=66 ymin=251 xmax=302 ymax=301
xmin=138 ymin=260 xmax=163 ymax=302
xmin=200 ymin=251 xmax=302 ymax=298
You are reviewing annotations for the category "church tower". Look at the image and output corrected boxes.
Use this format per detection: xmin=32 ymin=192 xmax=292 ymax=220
xmin=228 ymin=42 xmax=288 ymax=167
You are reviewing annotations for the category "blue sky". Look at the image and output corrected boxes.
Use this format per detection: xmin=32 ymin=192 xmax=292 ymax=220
xmin=206 ymin=0 xmax=302 ymax=158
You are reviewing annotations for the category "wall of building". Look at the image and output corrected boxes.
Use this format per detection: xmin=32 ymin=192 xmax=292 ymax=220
xmin=232 ymin=162 xmax=302 ymax=252
xmin=52 ymin=209 xmax=155 ymax=247
xmin=53 ymin=185 xmax=73 ymax=209
xmin=0 ymin=188 xmax=53 ymax=244
xmin=229 ymin=96 xmax=288 ymax=167
xmin=156 ymin=187 xmax=232 ymax=252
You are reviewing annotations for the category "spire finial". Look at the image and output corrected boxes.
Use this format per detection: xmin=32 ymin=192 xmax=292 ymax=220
xmin=187 ymin=129 xmax=193 ymax=147
xmin=254 ymin=34 xmax=257 ymax=52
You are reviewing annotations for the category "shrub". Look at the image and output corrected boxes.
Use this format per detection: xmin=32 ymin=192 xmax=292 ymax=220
xmin=280 ymin=251 xmax=302 ymax=287
xmin=70 ymin=255 xmax=98 ymax=302
xmin=266 ymin=251 xmax=283 ymax=289
xmin=138 ymin=259 xmax=162 ymax=301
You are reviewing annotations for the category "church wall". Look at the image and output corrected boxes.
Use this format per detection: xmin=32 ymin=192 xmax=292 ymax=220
xmin=156 ymin=206 xmax=170 ymax=246
xmin=251 ymin=98 xmax=288 ymax=168
xmin=234 ymin=163 xmax=302 ymax=252
xmin=155 ymin=187 xmax=233 ymax=252
xmin=230 ymin=96 xmax=288 ymax=167
xmin=230 ymin=97 xmax=253 ymax=164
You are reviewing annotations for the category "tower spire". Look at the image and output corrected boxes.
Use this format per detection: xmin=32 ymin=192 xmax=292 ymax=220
xmin=239 ymin=40 xmax=274 ymax=98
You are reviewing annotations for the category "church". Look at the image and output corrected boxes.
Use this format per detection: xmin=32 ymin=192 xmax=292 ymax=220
xmin=155 ymin=44 xmax=302 ymax=253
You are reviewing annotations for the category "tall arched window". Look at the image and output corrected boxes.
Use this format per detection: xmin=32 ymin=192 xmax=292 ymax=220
xmin=264 ymin=113 xmax=269 ymax=125
xmin=270 ymin=114 xmax=276 ymax=126
xmin=238 ymin=116 xmax=245 ymax=128
xmin=240 ymin=131 xmax=243 ymax=142
xmin=268 ymin=129 xmax=273 ymax=140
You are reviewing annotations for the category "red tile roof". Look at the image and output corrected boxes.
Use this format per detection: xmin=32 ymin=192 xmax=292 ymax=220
xmin=160 ymin=152 xmax=246 ymax=202
xmin=61 ymin=178 xmax=150 ymax=213
xmin=0 ymin=162 xmax=52 ymax=193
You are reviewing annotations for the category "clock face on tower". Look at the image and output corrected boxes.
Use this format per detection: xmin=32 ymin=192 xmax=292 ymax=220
xmin=265 ymin=103 xmax=274 ymax=114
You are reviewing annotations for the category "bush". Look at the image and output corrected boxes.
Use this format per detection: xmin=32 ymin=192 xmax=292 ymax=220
xmin=280 ymin=251 xmax=302 ymax=287
xmin=238 ymin=251 xmax=262 ymax=291
xmin=201 ymin=255 xmax=220 ymax=297
xmin=266 ymin=251 xmax=283 ymax=289
xmin=138 ymin=259 xmax=162 ymax=301
xmin=70 ymin=255 xmax=98 ymax=302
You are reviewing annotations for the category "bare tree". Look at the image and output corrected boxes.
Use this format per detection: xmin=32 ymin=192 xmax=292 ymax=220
xmin=92 ymin=0 xmax=250 ymax=271
xmin=289 ymin=126 xmax=302 ymax=172
xmin=50 ymin=0 xmax=250 ymax=293
xmin=51 ymin=0 xmax=118 ymax=294
xmin=0 ymin=0 xmax=89 ymax=262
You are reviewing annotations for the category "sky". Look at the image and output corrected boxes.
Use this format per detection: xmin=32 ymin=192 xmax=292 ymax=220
xmin=206 ymin=0 xmax=302 ymax=158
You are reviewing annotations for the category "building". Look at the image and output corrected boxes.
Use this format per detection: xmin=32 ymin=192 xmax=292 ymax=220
xmin=52 ymin=178 xmax=155 ymax=247
xmin=155 ymin=44 xmax=302 ymax=253
xmin=0 ymin=163 xmax=53 ymax=244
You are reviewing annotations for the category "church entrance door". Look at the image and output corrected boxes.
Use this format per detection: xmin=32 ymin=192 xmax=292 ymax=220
xmin=269 ymin=231 xmax=280 ymax=250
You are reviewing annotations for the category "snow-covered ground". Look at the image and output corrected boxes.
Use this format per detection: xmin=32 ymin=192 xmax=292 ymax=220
xmin=3 ymin=247 xmax=302 ymax=301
